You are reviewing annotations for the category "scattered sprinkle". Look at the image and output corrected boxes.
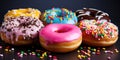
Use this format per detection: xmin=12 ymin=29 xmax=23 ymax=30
xmin=0 ymin=54 xmax=3 ymax=57
xmin=12 ymin=58 xmax=15 ymax=60
xmin=77 ymin=46 xmax=119 ymax=60
xmin=92 ymin=52 xmax=96 ymax=55
xmin=88 ymin=57 xmax=91 ymax=60
xmin=53 ymin=56 xmax=58 ymax=60
xmin=11 ymin=48 xmax=14 ymax=51
xmin=77 ymin=55 xmax=82 ymax=59
xmin=114 ymin=49 xmax=119 ymax=53
xmin=102 ymin=48 xmax=106 ymax=50
xmin=5 ymin=49 xmax=9 ymax=52
xmin=0 ymin=45 xmax=119 ymax=60
xmin=0 ymin=46 xmax=2 ymax=49
xmin=107 ymin=56 xmax=111 ymax=60
xmin=49 ymin=55 xmax=52 ymax=58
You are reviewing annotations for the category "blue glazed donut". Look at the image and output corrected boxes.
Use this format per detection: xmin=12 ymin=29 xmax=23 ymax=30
xmin=41 ymin=8 xmax=78 ymax=25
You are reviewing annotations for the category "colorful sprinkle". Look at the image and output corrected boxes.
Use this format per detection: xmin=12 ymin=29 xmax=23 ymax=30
xmin=43 ymin=8 xmax=78 ymax=24
xmin=12 ymin=58 xmax=15 ymax=60
xmin=49 ymin=55 xmax=52 ymax=58
xmin=0 ymin=54 xmax=3 ymax=57
xmin=0 ymin=46 xmax=2 ymax=49
xmin=107 ymin=56 xmax=111 ymax=60
xmin=40 ymin=56 xmax=44 ymax=59
xmin=77 ymin=50 xmax=80 ymax=53
xmin=102 ymin=48 xmax=106 ymax=50
xmin=80 ymin=47 xmax=83 ymax=50
xmin=53 ymin=56 xmax=58 ymax=60
xmin=88 ymin=47 xmax=91 ymax=50
xmin=0 ymin=43 xmax=119 ymax=60
xmin=5 ymin=49 xmax=9 ymax=52
xmin=49 ymin=55 xmax=52 ymax=60
xmin=80 ymin=50 xmax=91 ymax=57
xmin=87 ymin=50 xmax=91 ymax=53
xmin=77 ymin=55 xmax=82 ymax=59
xmin=81 ymin=55 xmax=86 ymax=59
xmin=104 ymin=50 xmax=113 ymax=54
xmin=92 ymin=52 xmax=96 ymax=55
xmin=96 ymin=50 xmax=100 ymax=55
xmin=93 ymin=48 xmax=96 ymax=52
xmin=79 ymin=20 xmax=118 ymax=39
xmin=88 ymin=57 xmax=91 ymax=60
xmin=114 ymin=49 xmax=119 ymax=53
xmin=11 ymin=48 xmax=14 ymax=51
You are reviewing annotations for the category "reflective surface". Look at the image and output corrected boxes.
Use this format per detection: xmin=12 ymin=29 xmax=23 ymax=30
xmin=0 ymin=0 xmax=120 ymax=60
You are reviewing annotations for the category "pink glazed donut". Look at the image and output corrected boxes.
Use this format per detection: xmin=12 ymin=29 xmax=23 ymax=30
xmin=0 ymin=16 xmax=44 ymax=45
xmin=39 ymin=24 xmax=82 ymax=53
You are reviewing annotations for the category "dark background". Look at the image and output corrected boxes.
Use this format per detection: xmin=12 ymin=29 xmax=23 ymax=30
xmin=0 ymin=0 xmax=120 ymax=60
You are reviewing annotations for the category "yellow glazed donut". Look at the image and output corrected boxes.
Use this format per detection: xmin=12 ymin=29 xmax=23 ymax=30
xmin=4 ymin=8 xmax=41 ymax=20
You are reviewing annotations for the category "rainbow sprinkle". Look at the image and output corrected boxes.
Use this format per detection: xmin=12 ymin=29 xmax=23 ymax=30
xmin=0 ymin=44 xmax=119 ymax=60
xmin=79 ymin=20 xmax=118 ymax=40
xmin=77 ymin=46 xmax=119 ymax=60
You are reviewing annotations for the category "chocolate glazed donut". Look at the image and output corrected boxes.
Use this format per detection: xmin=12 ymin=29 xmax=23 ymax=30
xmin=76 ymin=8 xmax=111 ymax=22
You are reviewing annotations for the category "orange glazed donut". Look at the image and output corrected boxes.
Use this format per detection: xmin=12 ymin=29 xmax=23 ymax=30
xmin=39 ymin=24 xmax=82 ymax=53
xmin=79 ymin=20 xmax=118 ymax=47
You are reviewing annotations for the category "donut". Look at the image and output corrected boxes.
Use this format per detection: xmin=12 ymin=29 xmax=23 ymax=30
xmin=39 ymin=24 xmax=82 ymax=53
xmin=4 ymin=8 xmax=41 ymax=21
xmin=0 ymin=16 xmax=44 ymax=45
xmin=76 ymin=8 xmax=110 ymax=22
xmin=79 ymin=20 xmax=118 ymax=46
xmin=41 ymin=8 xmax=78 ymax=25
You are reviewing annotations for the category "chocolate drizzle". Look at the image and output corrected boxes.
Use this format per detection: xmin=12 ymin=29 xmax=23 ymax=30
xmin=12 ymin=33 xmax=16 ymax=40
xmin=31 ymin=29 xmax=34 ymax=31
xmin=0 ymin=16 xmax=44 ymax=44
xmin=76 ymin=8 xmax=111 ymax=22
xmin=22 ymin=30 xmax=26 ymax=33
xmin=7 ymin=29 xmax=11 ymax=32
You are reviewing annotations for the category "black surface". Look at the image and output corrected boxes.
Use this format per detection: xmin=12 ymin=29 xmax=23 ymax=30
xmin=0 ymin=0 xmax=120 ymax=60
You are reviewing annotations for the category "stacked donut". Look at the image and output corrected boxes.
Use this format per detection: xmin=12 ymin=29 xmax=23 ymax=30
xmin=0 ymin=8 xmax=118 ymax=53
xmin=40 ymin=8 xmax=82 ymax=52
xmin=0 ymin=8 xmax=44 ymax=45
xmin=76 ymin=8 xmax=118 ymax=46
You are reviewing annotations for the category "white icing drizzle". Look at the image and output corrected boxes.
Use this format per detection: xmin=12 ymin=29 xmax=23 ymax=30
xmin=78 ymin=14 xmax=88 ymax=17
xmin=85 ymin=11 xmax=90 ymax=15
xmin=0 ymin=16 xmax=44 ymax=44
xmin=76 ymin=8 xmax=110 ymax=22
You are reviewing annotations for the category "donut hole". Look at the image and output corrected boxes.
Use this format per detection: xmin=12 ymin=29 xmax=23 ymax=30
xmin=55 ymin=28 xmax=72 ymax=33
